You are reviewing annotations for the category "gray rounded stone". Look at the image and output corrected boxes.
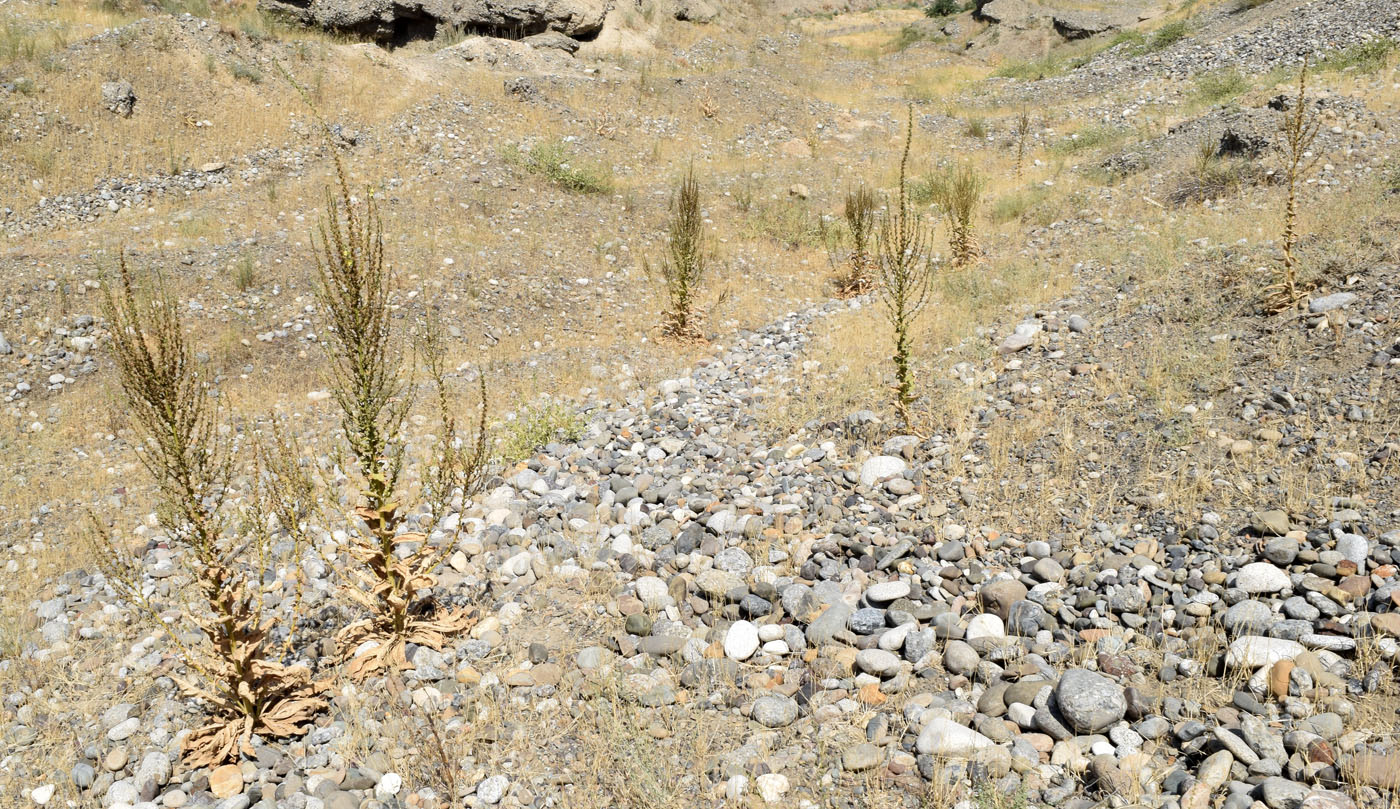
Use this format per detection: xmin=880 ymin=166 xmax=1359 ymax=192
xmin=1054 ymin=669 xmax=1127 ymax=734
xmin=751 ymin=694 xmax=799 ymax=728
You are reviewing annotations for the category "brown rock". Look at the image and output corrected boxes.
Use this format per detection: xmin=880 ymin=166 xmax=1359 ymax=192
xmin=857 ymin=682 xmax=887 ymax=705
xmin=1338 ymin=575 xmax=1369 ymax=598
xmin=209 ymin=764 xmax=244 ymax=799
xmin=1350 ymin=753 xmax=1400 ymax=788
xmin=1371 ymin=613 xmax=1400 ymax=638
xmin=531 ymin=663 xmax=562 ymax=686
xmin=1181 ymin=782 xmax=1213 ymax=809
xmin=1269 ymin=660 xmax=1294 ymax=699
xmin=1305 ymin=738 xmax=1335 ymax=765
xmin=978 ymin=579 xmax=1029 ymax=621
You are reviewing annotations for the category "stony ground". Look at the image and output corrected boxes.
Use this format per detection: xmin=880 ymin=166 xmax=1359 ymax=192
xmin=3 ymin=0 xmax=1400 ymax=808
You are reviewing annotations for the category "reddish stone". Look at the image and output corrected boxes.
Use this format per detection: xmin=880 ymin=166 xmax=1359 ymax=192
xmin=1338 ymin=575 xmax=1370 ymax=598
xmin=1350 ymin=753 xmax=1400 ymax=788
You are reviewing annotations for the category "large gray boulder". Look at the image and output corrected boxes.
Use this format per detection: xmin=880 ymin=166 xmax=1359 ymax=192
xmin=1052 ymin=10 xmax=1134 ymax=40
xmin=974 ymin=0 xmax=1033 ymax=26
xmin=258 ymin=0 xmax=610 ymax=45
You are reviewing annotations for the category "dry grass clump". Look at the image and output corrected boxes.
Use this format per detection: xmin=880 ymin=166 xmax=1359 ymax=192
xmin=1169 ymin=139 xmax=1266 ymax=205
xmin=833 ymin=184 xmax=878 ymax=297
xmin=314 ymin=162 xmax=484 ymax=679
xmin=876 ymin=112 xmax=936 ymax=427
xmin=647 ymin=165 xmax=716 ymax=341
xmin=90 ymin=256 xmax=326 ymax=767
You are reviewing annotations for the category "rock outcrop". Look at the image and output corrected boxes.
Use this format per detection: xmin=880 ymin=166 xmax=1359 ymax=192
xmin=257 ymin=0 xmax=610 ymax=45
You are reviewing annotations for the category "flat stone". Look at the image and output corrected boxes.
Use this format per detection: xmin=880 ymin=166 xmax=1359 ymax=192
xmin=1227 ymin=636 xmax=1305 ymax=669
xmin=916 ymin=717 xmax=995 ymax=757
xmin=1308 ymin=293 xmax=1356 ymax=314
xmin=209 ymin=764 xmax=244 ymax=800
xmin=965 ymin=613 xmax=1006 ymax=640
xmin=865 ymin=580 xmax=911 ymax=603
xmin=1260 ymin=777 xmax=1309 ymax=809
xmin=842 ymin=743 xmax=882 ymax=772
xmin=855 ymin=648 xmax=902 ymax=677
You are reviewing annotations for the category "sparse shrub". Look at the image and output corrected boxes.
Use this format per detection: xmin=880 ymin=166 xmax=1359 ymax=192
xmin=646 ymin=165 xmax=711 ymax=340
xmin=993 ymin=54 xmax=1066 ymax=80
xmin=1268 ymin=59 xmax=1321 ymax=312
xmin=231 ymin=254 xmax=256 ymax=292
xmin=965 ymin=117 xmax=987 ymax=139
xmin=733 ymin=177 xmax=756 ymax=213
xmin=1194 ymin=68 xmax=1251 ymax=105
xmin=928 ymin=162 xmax=984 ymax=267
xmin=230 ymin=61 xmax=262 ymax=83
xmin=314 ymin=159 xmax=483 ymax=679
xmin=834 ymin=184 xmax=877 ymax=297
xmin=1234 ymin=0 xmax=1274 ymax=10
xmin=925 ymin=0 xmax=960 ymax=17
xmin=1169 ymin=138 xmax=1265 ymax=204
xmin=990 ymin=186 xmax=1048 ymax=223
xmin=500 ymin=401 xmax=585 ymax=462
xmin=1146 ymin=20 xmax=1188 ymax=51
xmin=892 ymin=24 xmax=936 ymax=51
xmin=876 ymin=111 xmax=936 ymax=427
xmin=1051 ymin=124 xmax=1124 ymax=154
xmin=511 ymin=140 xmax=614 ymax=195
xmin=1319 ymin=38 xmax=1396 ymax=74
xmin=1382 ymin=161 xmax=1400 ymax=195
xmin=90 ymin=256 xmax=326 ymax=766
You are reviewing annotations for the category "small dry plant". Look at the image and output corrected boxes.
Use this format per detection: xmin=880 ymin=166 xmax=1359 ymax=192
xmin=314 ymin=160 xmax=483 ymax=679
xmin=646 ymin=164 xmax=713 ymax=341
xmin=876 ymin=111 xmax=936 ymax=427
xmin=1014 ymin=108 xmax=1031 ymax=180
xmin=1267 ymin=57 xmax=1321 ymax=312
xmin=930 ymin=162 xmax=984 ymax=268
xmin=834 ymin=184 xmax=877 ymax=297
xmin=91 ymin=257 xmax=326 ymax=767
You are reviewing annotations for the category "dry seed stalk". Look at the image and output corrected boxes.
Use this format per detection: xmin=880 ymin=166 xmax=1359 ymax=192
xmin=1014 ymin=108 xmax=1031 ymax=181
xmin=876 ymin=109 xmax=936 ymax=428
xmin=1268 ymin=57 xmax=1321 ymax=312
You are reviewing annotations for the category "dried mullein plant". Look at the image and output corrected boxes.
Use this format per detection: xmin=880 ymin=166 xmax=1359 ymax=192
xmin=90 ymin=256 xmax=326 ymax=767
xmin=834 ymin=184 xmax=877 ymax=297
xmin=314 ymin=160 xmax=481 ymax=680
xmin=1267 ymin=56 xmax=1322 ymax=312
xmin=646 ymin=164 xmax=711 ymax=341
xmin=930 ymin=162 xmax=984 ymax=269
xmin=876 ymin=110 xmax=936 ymax=428
xmin=1014 ymin=108 xmax=1031 ymax=181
